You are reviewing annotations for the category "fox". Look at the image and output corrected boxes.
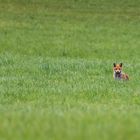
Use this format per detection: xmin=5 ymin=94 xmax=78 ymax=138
xmin=113 ymin=63 xmax=129 ymax=80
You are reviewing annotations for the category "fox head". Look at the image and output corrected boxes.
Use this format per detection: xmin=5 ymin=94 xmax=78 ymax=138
xmin=113 ymin=63 xmax=122 ymax=77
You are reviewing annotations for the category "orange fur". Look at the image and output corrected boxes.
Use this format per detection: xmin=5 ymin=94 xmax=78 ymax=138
xmin=113 ymin=63 xmax=129 ymax=80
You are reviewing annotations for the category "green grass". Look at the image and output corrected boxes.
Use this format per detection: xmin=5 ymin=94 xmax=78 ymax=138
xmin=0 ymin=0 xmax=140 ymax=140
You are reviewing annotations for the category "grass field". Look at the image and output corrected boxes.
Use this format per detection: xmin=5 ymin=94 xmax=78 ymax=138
xmin=0 ymin=0 xmax=140 ymax=140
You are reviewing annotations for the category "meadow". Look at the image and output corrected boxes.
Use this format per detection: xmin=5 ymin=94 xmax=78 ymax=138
xmin=0 ymin=0 xmax=140 ymax=140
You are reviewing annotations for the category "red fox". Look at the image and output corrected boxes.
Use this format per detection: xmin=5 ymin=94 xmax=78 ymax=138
xmin=113 ymin=63 xmax=129 ymax=80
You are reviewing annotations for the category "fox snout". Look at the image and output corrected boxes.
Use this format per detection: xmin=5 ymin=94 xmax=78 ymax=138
xmin=116 ymin=70 xmax=121 ymax=74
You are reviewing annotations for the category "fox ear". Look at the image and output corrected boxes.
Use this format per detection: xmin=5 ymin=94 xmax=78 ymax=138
xmin=120 ymin=63 xmax=123 ymax=67
xmin=113 ymin=63 xmax=116 ymax=67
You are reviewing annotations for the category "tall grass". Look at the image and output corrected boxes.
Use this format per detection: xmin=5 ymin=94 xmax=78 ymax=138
xmin=0 ymin=0 xmax=140 ymax=140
